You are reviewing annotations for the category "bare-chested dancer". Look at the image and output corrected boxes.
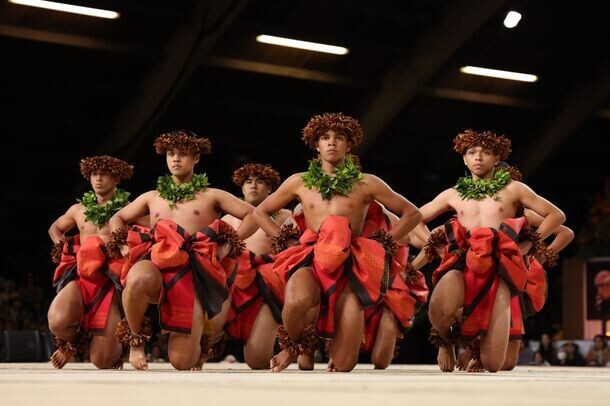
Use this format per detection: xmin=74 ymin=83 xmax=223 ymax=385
xmin=418 ymin=130 xmax=565 ymax=372
xmin=223 ymin=163 xmax=290 ymax=369
xmin=253 ymin=113 xmax=422 ymax=372
xmin=48 ymin=156 xmax=134 ymax=369
xmin=108 ymin=130 xmax=258 ymax=371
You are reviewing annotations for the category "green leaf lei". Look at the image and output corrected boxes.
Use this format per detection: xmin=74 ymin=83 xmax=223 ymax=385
xmin=302 ymin=155 xmax=364 ymax=201
xmin=156 ymin=173 xmax=210 ymax=208
xmin=454 ymin=168 xmax=511 ymax=200
xmin=78 ymin=188 xmax=130 ymax=227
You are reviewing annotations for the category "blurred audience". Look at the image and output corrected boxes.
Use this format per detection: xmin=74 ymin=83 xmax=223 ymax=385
xmin=557 ymin=341 xmax=585 ymax=366
xmin=534 ymin=333 xmax=558 ymax=366
xmin=518 ymin=339 xmax=535 ymax=365
xmin=0 ymin=275 xmax=50 ymax=332
xmin=586 ymin=334 xmax=610 ymax=367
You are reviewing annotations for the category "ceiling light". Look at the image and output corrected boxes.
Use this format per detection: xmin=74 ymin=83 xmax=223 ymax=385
xmin=503 ymin=11 xmax=522 ymax=28
xmin=256 ymin=34 xmax=348 ymax=55
xmin=9 ymin=0 xmax=120 ymax=19
xmin=460 ymin=66 xmax=537 ymax=82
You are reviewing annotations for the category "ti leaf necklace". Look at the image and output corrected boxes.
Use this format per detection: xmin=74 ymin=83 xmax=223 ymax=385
xmin=157 ymin=173 xmax=210 ymax=208
xmin=454 ymin=168 xmax=511 ymax=200
xmin=302 ymin=155 xmax=364 ymax=201
xmin=78 ymin=188 xmax=130 ymax=227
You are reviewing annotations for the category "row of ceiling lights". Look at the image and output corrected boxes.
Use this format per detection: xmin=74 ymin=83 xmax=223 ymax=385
xmin=9 ymin=2 xmax=535 ymax=83
xmin=467 ymin=10 xmax=536 ymax=83
xmin=253 ymin=10 xmax=536 ymax=83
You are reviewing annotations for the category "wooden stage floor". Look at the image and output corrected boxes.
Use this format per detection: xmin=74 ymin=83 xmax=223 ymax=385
xmin=2 ymin=363 xmax=609 ymax=406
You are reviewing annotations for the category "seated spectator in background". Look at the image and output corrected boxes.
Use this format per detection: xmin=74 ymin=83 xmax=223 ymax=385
xmin=19 ymin=272 xmax=45 ymax=303
xmin=534 ymin=333 xmax=558 ymax=366
xmin=557 ymin=341 xmax=585 ymax=366
xmin=518 ymin=339 xmax=534 ymax=365
xmin=586 ymin=334 xmax=610 ymax=367
xmin=0 ymin=279 xmax=18 ymax=307
xmin=0 ymin=276 xmax=52 ymax=332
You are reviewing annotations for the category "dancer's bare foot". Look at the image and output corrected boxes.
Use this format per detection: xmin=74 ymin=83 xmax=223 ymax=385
xmin=129 ymin=345 xmax=148 ymax=371
xmin=111 ymin=356 xmax=124 ymax=370
xmin=437 ymin=346 xmax=456 ymax=372
xmin=269 ymin=349 xmax=297 ymax=372
xmin=297 ymin=353 xmax=314 ymax=370
xmin=456 ymin=347 xmax=472 ymax=371
xmin=326 ymin=359 xmax=336 ymax=372
xmin=50 ymin=349 xmax=73 ymax=369
xmin=112 ymin=346 xmax=129 ymax=370
xmin=191 ymin=353 xmax=207 ymax=371
xmin=466 ymin=355 xmax=484 ymax=372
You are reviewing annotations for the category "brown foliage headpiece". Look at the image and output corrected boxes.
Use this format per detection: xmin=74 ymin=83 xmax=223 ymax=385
xmin=452 ymin=129 xmax=512 ymax=161
xmin=301 ymin=112 xmax=363 ymax=149
xmin=79 ymin=155 xmax=133 ymax=181
xmin=154 ymin=129 xmax=212 ymax=155
xmin=232 ymin=163 xmax=281 ymax=190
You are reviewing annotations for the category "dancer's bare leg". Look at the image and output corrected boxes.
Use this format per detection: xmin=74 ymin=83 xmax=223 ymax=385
xmin=428 ymin=270 xmax=464 ymax=372
xmin=327 ymin=285 xmax=363 ymax=373
xmin=167 ymin=297 xmax=205 ymax=371
xmin=370 ymin=307 xmax=399 ymax=370
xmin=89 ymin=294 xmax=123 ymax=369
xmin=244 ymin=303 xmax=278 ymax=369
xmin=122 ymin=260 xmax=161 ymax=371
xmin=191 ymin=297 xmax=232 ymax=371
xmin=478 ymin=279 xmax=510 ymax=372
xmin=502 ymin=340 xmax=520 ymax=371
xmin=270 ymin=266 xmax=320 ymax=372
xmin=48 ymin=281 xmax=83 ymax=369
xmin=371 ymin=307 xmax=400 ymax=369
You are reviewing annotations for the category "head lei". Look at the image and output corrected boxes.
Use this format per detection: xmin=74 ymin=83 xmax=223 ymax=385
xmin=232 ymin=163 xmax=281 ymax=190
xmin=154 ymin=129 xmax=212 ymax=156
xmin=452 ymin=129 xmax=512 ymax=161
xmin=79 ymin=155 xmax=133 ymax=181
xmin=301 ymin=112 xmax=364 ymax=149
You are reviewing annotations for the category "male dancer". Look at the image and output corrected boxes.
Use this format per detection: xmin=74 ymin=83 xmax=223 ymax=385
xmin=223 ymin=163 xmax=290 ymax=368
xmin=108 ymin=130 xmax=257 ymax=371
xmin=461 ymin=164 xmax=573 ymax=371
xmin=48 ymin=155 xmax=133 ymax=369
xmin=419 ymin=130 xmax=565 ymax=372
xmin=253 ymin=112 xmax=422 ymax=372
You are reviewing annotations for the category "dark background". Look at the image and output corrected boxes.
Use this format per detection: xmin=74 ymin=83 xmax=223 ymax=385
xmin=1 ymin=1 xmax=609 ymax=361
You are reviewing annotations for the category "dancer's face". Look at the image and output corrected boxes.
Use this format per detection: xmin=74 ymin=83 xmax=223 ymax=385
xmin=317 ymin=130 xmax=350 ymax=164
xmin=90 ymin=172 xmax=118 ymax=196
xmin=166 ymin=148 xmax=199 ymax=177
xmin=242 ymin=176 xmax=271 ymax=206
xmin=463 ymin=146 xmax=499 ymax=179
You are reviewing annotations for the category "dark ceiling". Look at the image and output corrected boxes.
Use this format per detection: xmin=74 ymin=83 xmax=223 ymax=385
xmin=1 ymin=0 xmax=609 ymax=283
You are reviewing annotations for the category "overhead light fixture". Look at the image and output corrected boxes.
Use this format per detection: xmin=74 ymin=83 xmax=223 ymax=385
xmin=460 ymin=66 xmax=538 ymax=83
xmin=9 ymin=0 xmax=120 ymax=19
xmin=256 ymin=34 xmax=349 ymax=55
xmin=503 ymin=11 xmax=522 ymax=28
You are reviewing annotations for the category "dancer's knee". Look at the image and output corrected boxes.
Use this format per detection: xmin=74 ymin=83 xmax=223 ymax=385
xmin=482 ymin=354 xmax=504 ymax=373
xmin=331 ymin=351 xmax=358 ymax=372
xmin=90 ymin=349 xmax=118 ymax=369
